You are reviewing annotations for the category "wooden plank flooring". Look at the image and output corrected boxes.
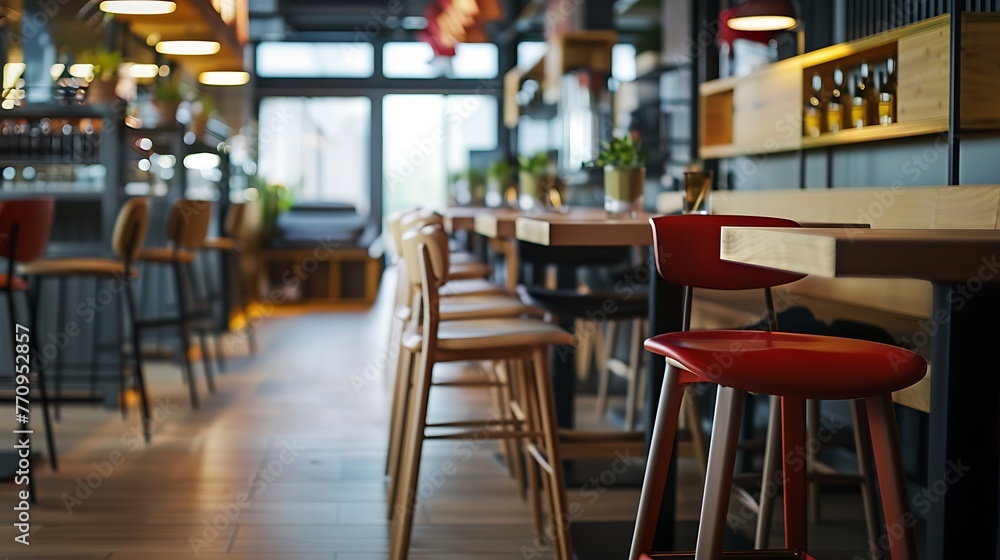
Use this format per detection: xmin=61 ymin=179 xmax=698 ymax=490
xmin=0 ymin=274 xmax=912 ymax=559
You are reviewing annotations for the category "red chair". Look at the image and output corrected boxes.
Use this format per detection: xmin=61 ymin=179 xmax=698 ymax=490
xmin=0 ymin=197 xmax=58 ymax=500
xmin=629 ymin=215 xmax=925 ymax=560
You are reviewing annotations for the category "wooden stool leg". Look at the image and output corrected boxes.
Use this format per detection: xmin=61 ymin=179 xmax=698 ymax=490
xmin=781 ymin=396 xmax=808 ymax=551
xmin=389 ymin=350 xmax=433 ymax=560
xmin=497 ymin=360 xmax=527 ymax=497
xmin=865 ymin=394 xmax=918 ymax=560
xmin=628 ymin=364 xmax=687 ymax=560
xmin=520 ymin=358 xmax=545 ymax=542
xmin=491 ymin=362 xmax=515 ymax=481
xmin=694 ymin=386 xmax=746 ymax=560
xmin=850 ymin=399 xmax=882 ymax=558
xmin=754 ymin=394 xmax=782 ymax=549
xmin=386 ymin=347 xmax=415 ymax=519
xmin=532 ymin=346 xmax=573 ymax=560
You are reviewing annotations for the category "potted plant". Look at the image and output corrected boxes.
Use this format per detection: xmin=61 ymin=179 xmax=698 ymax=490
xmin=153 ymin=80 xmax=185 ymax=125
xmin=486 ymin=159 xmax=512 ymax=207
xmin=517 ymin=151 xmax=550 ymax=211
xmin=189 ymin=93 xmax=216 ymax=139
xmin=79 ymin=48 xmax=122 ymax=103
xmin=591 ymin=134 xmax=646 ymax=218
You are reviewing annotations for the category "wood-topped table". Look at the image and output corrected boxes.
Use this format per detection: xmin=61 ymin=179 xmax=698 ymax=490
xmin=443 ymin=206 xmax=517 ymax=234
xmin=721 ymin=226 xmax=1000 ymax=559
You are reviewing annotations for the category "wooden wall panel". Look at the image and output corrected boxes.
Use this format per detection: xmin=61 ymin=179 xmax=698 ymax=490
xmin=960 ymin=14 xmax=1000 ymax=130
xmin=897 ymin=25 xmax=950 ymax=123
xmin=732 ymin=64 xmax=803 ymax=150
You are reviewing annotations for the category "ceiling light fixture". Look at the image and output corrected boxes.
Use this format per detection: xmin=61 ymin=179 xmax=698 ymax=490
xmin=99 ymin=1 xmax=176 ymax=15
xmin=727 ymin=0 xmax=797 ymax=31
xmin=128 ymin=63 xmax=160 ymax=79
xmin=156 ymin=40 xmax=221 ymax=56
xmin=199 ymin=71 xmax=249 ymax=86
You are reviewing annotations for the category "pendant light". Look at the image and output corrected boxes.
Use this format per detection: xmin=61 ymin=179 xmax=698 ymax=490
xmin=727 ymin=0 xmax=797 ymax=32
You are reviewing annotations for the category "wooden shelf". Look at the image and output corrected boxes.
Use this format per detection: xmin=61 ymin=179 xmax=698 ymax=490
xmin=701 ymin=118 xmax=949 ymax=158
xmin=504 ymin=30 xmax=617 ymax=127
xmin=698 ymin=13 xmax=1000 ymax=160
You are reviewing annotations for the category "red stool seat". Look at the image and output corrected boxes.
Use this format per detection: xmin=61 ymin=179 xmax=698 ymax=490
xmin=644 ymin=330 xmax=926 ymax=400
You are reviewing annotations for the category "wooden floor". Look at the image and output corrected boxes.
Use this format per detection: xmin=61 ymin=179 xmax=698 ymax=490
xmin=0 ymin=275 xmax=912 ymax=559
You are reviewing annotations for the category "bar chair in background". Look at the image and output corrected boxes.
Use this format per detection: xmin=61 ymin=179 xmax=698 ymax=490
xmin=390 ymin=224 xmax=577 ymax=560
xmin=2 ymin=198 xmax=58 ymax=496
xmin=134 ymin=198 xmax=215 ymax=408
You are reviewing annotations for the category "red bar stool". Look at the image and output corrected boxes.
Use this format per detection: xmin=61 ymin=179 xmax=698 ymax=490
xmin=629 ymin=215 xmax=925 ymax=560
xmin=1 ymin=198 xmax=58 ymax=491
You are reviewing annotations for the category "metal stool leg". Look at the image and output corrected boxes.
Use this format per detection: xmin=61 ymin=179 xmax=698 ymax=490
xmin=26 ymin=282 xmax=57 ymax=470
xmin=123 ymin=280 xmax=153 ymax=442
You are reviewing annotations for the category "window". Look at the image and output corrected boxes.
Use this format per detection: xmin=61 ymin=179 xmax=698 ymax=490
xmin=256 ymin=42 xmax=375 ymax=78
xmin=258 ymin=97 xmax=372 ymax=215
xmin=382 ymin=94 xmax=498 ymax=217
xmin=612 ymin=44 xmax=637 ymax=82
xmin=383 ymin=42 xmax=498 ymax=79
xmin=517 ymin=41 xmax=546 ymax=71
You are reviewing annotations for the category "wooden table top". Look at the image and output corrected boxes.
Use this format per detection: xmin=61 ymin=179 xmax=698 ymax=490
xmin=515 ymin=211 xmax=657 ymax=246
xmin=472 ymin=208 xmax=611 ymax=240
xmin=721 ymin=227 xmax=1000 ymax=283
xmin=443 ymin=206 xmax=517 ymax=233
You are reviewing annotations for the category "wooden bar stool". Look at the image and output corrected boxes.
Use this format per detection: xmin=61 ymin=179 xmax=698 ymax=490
xmin=2 ymin=198 xmax=59 ymax=486
xmin=390 ymin=224 xmax=576 ymax=560
xmin=19 ymin=197 xmax=152 ymax=441
xmin=134 ymin=198 xmax=215 ymax=408
xmin=385 ymin=215 xmax=546 ymax=514
xmin=629 ymin=215 xmax=925 ymax=560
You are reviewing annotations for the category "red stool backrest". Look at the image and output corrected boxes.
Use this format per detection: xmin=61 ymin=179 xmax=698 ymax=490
xmin=649 ymin=214 xmax=806 ymax=290
xmin=0 ymin=197 xmax=55 ymax=262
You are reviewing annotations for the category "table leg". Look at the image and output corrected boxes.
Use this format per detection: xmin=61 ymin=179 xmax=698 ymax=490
xmin=645 ymin=249 xmax=686 ymax=550
xmin=927 ymin=282 xmax=1000 ymax=559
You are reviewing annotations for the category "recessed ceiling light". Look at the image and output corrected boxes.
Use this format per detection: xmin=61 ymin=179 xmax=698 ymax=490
xmin=156 ymin=41 xmax=221 ymax=56
xmin=199 ymin=71 xmax=249 ymax=86
xmin=99 ymin=1 xmax=176 ymax=15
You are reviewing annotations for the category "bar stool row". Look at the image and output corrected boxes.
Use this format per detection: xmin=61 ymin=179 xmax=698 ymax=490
xmin=3 ymin=196 xmax=254 ymax=498
xmin=381 ymin=210 xmax=927 ymax=560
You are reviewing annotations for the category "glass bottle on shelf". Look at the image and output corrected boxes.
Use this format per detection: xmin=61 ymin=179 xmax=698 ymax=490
xmin=860 ymin=61 xmax=877 ymax=126
xmin=827 ymin=67 xmax=844 ymax=133
xmin=879 ymin=58 xmax=897 ymax=126
xmin=850 ymin=75 xmax=868 ymax=129
xmin=804 ymin=72 xmax=823 ymax=138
